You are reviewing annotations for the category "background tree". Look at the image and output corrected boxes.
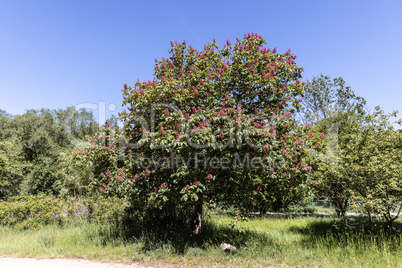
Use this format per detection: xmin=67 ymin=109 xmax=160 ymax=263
xmin=299 ymin=75 xmax=367 ymax=216
xmin=299 ymin=74 xmax=366 ymax=124
xmin=105 ymin=114 xmax=120 ymax=129
xmin=0 ymin=111 xmax=27 ymax=199
xmin=343 ymin=107 xmax=402 ymax=232
xmin=75 ymin=33 xmax=323 ymax=234
xmin=0 ymin=107 xmax=97 ymax=198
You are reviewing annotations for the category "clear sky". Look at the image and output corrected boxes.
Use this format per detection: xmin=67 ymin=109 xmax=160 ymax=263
xmin=1 ymin=0 xmax=401 ymax=124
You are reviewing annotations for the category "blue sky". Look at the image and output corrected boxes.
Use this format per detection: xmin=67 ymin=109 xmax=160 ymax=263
xmin=1 ymin=0 xmax=401 ymax=124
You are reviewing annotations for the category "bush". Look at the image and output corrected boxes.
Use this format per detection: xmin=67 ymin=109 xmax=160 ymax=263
xmin=0 ymin=195 xmax=129 ymax=229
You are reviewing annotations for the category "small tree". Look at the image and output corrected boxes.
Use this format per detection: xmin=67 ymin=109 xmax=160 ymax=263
xmin=343 ymin=107 xmax=402 ymax=232
xmin=300 ymin=75 xmax=366 ymax=216
xmin=75 ymin=33 xmax=322 ymax=234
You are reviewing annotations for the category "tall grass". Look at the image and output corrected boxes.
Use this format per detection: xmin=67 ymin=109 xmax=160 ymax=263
xmin=0 ymin=215 xmax=400 ymax=267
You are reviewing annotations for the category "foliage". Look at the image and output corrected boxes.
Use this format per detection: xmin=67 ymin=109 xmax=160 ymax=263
xmin=299 ymin=74 xmax=366 ymax=124
xmin=300 ymin=75 xmax=367 ymax=216
xmin=0 ymin=136 xmax=27 ymax=199
xmin=0 ymin=195 xmax=129 ymax=229
xmin=74 ymin=33 xmax=323 ymax=233
xmin=343 ymin=107 xmax=402 ymax=232
xmin=0 ymin=107 xmax=97 ymax=197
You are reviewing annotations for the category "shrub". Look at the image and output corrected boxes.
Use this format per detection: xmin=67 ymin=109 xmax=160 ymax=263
xmin=0 ymin=195 xmax=129 ymax=229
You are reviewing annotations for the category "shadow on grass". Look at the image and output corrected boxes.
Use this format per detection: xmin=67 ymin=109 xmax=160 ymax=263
xmin=288 ymin=216 xmax=401 ymax=250
xmin=85 ymin=209 xmax=401 ymax=255
xmin=85 ymin=208 xmax=271 ymax=254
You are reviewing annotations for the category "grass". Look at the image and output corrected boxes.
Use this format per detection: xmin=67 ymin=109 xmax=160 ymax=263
xmin=0 ymin=214 xmax=401 ymax=267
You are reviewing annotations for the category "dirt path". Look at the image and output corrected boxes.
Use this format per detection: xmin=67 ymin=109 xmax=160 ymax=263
xmin=0 ymin=257 xmax=152 ymax=268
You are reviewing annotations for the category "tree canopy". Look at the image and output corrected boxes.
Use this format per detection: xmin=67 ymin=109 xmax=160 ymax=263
xmin=74 ymin=33 xmax=323 ymax=234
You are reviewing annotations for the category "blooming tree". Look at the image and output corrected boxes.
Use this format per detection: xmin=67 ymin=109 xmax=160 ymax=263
xmin=74 ymin=33 xmax=322 ymax=234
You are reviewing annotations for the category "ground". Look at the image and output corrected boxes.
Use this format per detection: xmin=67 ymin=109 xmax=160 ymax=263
xmin=0 ymin=257 xmax=150 ymax=268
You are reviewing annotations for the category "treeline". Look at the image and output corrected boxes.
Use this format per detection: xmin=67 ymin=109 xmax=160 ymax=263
xmin=0 ymin=75 xmax=401 ymax=230
xmin=0 ymin=107 xmax=99 ymax=199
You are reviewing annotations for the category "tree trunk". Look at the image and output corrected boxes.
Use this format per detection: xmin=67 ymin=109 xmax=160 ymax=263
xmin=192 ymin=197 xmax=203 ymax=235
xmin=259 ymin=208 xmax=267 ymax=218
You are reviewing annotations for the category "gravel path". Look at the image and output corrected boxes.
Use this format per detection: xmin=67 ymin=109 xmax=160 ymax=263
xmin=0 ymin=257 xmax=152 ymax=268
